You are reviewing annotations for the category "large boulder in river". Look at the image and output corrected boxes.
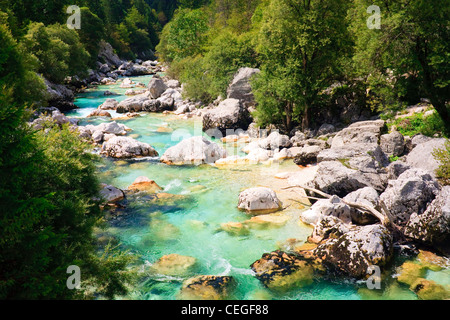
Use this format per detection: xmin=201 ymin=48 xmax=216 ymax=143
xmin=259 ymin=131 xmax=292 ymax=150
xmin=148 ymin=76 xmax=167 ymax=99
xmin=226 ymin=67 xmax=260 ymax=106
xmin=238 ymin=187 xmax=282 ymax=214
xmin=101 ymin=136 xmax=158 ymax=158
xmin=300 ymin=195 xmax=352 ymax=226
xmin=379 ymin=168 xmax=440 ymax=226
xmin=99 ymin=184 xmax=125 ymax=203
xmin=404 ymin=186 xmax=450 ymax=249
xmin=160 ymin=136 xmax=227 ymax=165
xmin=98 ymin=98 xmax=118 ymax=110
xmin=202 ymin=98 xmax=252 ymax=135
xmin=313 ymin=224 xmax=393 ymax=278
xmin=250 ymin=250 xmax=314 ymax=292
xmin=116 ymin=94 xmax=150 ymax=113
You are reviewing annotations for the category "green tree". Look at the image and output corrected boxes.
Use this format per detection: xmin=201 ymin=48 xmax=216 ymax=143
xmin=156 ymin=8 xmax=209 ymax=62
xmin=350 ymin=0 xmax=450 ymax=126
xmin=77 ymin=7 xmax=105 ymax=66
xmin=23 ymin=22 xmax=90 ymax=84
xmin=253 ymin=0 xmax=352 ymax=131
xmin=0 ymin=16 xmax=45 ymax=105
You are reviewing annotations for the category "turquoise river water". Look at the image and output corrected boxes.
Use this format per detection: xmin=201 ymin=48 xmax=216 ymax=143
xmin=66 ymin=75 xmax=449 ymax=300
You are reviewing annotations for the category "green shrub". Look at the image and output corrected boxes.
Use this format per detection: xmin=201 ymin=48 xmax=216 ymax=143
xmin=389 ymin=112 xmax=448 ymax=138
xmin=433 ymin=140 xmax=450 ymax=186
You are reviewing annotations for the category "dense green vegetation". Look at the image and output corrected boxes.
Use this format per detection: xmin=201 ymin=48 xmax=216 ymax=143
xmin=157 ymin=0 xmax=450 ymax=133
xmin=433 ymin=140 xmax=450 ymax=186
xmin=0 ymin=22 xmax=136 ymax=299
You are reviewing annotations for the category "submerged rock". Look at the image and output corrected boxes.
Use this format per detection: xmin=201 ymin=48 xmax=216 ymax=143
xmin=250 ymin=250 xmax=314 ymax=292
xmin=179 ymin=275 xmax=235 ymax=300
xmin=160 ymin=136 xmax=227 ymax=165
xmin=237 ymin=187 xmax=282 ymax=214
xmin=150 ymin=254 xmax=197 ymax=277
xmin=244 ymin=213 xmax=290 ymax=229
xmin=127 ymin=176 xmax=163 ymax=193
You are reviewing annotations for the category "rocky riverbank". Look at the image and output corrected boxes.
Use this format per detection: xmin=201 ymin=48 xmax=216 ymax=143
xmin=31 ymin=59 xmax=449 ymax=300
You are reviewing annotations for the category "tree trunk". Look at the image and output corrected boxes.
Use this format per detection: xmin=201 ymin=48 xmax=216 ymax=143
xmin=284 ymin=102 xmax=293 ymax=132
xmin=302 ymin=103 xmax=309 ymax=131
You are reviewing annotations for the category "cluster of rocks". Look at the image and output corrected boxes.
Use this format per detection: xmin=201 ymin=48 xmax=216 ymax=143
xmin=41 ymin=41 xmax=162 ymax=114
xmin=85 ymin=75 xmax=201 ymax=118
xmin=224 ymin=119 xmax=449 ymax=296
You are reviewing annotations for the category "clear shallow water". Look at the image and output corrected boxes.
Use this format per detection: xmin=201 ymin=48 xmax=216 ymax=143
xmin=69 ymin=75 xmax=448 ymax=300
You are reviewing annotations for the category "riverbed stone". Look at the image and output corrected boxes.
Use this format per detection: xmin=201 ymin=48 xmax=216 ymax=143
xmin=127 ymin=176 xmax=163 ymax=193
xmin=202 ymin=98 xmax=252 ymax=135
xmin=250 ymin=250 xmax=314 ymax=292
xmin=101 ymin=136 xmax=158 ymax=158
xmin=179 ymin=275 xmax=235 ymax=300
xmin=99 ymin=184 xmax=125 ymax=203
xmin=237 ymin=187 xmax=282 ymax=214
xmin=148 ymin=76 xmax=167 ymax=99
xmin=160 ymin=136 xmax=227 ymax=165
xmin=150 ymin=254 xmax=197 ymax=277
xmin=313 ymin=224 xmax=393 ymax=278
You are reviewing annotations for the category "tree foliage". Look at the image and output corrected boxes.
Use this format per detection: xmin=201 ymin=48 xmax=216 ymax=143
xmin=252 ymin=0 xmax=352 ymax=131
xmin=350 ymin=0 xmax=450 ymax=125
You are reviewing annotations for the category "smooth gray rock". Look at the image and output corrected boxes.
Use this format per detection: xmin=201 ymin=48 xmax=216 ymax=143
xmin=226 ymin=67 xmax=260 ymax=106
xmin=148 ymin=76 xmax=168 ymax=99
xmin=309 ymin=160 xmax=385 ymax=197
xmin=237 ymin=187 xmax=282 ymax=214
xmin=202 ymin=98 xmax=252 ymax=135
xmin=160 ymin=136 xmax=227 ymax=165
xmin=101 ymin=136 xmax=158 ymax=158
xmin=380 ymin=131 xmax=405 ymax=157
xmin=259 ymin=131 xmax=292 ymax=150
xmin=405 ymin=138 xmax=447 ymax=175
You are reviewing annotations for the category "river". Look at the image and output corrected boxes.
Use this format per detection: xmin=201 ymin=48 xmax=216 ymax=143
xmin=66 ymin=75 xmax=448 ymax=300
